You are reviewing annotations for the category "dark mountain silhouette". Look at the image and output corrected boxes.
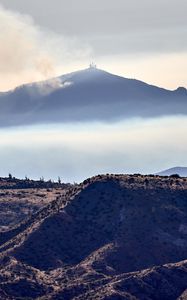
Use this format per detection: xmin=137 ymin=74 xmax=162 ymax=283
xmin=0 ymin=174 xmax=187 ymax=299
xmin=157 ymin=167 xmax=187 ymax=177
xmin=0 ymin=67 xmax=186 ymax=127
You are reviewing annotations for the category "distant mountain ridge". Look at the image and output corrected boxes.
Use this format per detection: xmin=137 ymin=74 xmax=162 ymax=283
xmin=157 ymin=167 xmax=187 ymax=177
xmin=0 ymin=67 xmax=186 ymax=127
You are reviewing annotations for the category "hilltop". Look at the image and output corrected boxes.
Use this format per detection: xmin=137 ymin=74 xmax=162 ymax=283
xmin=0 ymin=174 xmax=187 ymax=299
xmin=0 ymin=176 xmax=68 ymax=190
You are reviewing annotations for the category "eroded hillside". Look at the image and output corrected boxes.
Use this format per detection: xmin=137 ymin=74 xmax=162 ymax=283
xmin=0 ymin=177 xmax=69 ymax=232
xmin=0 ymin=174 xmax=187 ymax=299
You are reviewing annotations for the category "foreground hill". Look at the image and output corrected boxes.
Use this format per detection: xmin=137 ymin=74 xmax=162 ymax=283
xmin=0 ymin=174 xmax=187 ymax=299
xmin=0 ymin=67 xmax=186 ymax=126
xmin=47 ymin=259 xmax=187 ymax=300
xmin=0 ymin=256 xmax=186 ymax=300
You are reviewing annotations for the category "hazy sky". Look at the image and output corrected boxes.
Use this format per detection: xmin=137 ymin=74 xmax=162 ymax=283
xmin=0 ymin=116 xmax=186 ymax=182
xmin=0 ymin=0 xmax=186 ymax=90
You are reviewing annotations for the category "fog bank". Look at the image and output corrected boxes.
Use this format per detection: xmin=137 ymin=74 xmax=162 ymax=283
xmin=0 ymin=116 xmax=186 ymax=182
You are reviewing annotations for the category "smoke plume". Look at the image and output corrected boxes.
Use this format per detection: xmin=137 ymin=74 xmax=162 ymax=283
xmin=0 ymin=4 xmax=91 ymax=91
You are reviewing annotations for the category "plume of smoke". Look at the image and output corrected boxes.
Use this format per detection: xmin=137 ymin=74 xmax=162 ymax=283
xmin=35 ymin=79 xmax=73 ymax=96
xmin=0 ymin=4 xmax=91 ymax=91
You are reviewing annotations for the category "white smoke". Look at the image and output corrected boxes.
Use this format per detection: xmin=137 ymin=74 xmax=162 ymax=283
xmin=0 ymin=4 xmax=91 ymax=91
xmin=35 ymin=79 xmax=73 ymax=96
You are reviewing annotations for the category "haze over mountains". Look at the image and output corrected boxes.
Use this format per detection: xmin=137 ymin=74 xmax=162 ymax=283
xmin=157 ymin=167 xmax=187 ymax=177
xmin=0 ymin=66 xmax=187 ymax=127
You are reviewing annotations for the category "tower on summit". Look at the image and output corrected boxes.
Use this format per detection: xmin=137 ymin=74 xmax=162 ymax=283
xmin=89 ymin=62 xmax=97 ymax=69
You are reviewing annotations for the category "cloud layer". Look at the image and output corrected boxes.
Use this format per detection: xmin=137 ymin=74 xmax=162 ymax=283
xmin=0 ymin=117 xmax=186 ymax=182
xmin=1 ymin=0 xmax=187 ymax=53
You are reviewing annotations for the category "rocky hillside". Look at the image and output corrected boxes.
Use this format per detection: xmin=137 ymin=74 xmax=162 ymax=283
xmin=46 ymin=259 xmax=187 ymax=300
xmin=0 ymin=174 xmax=187 ymax=299
xmin=0 ymin=187 xmax=66 ymax=232
xmin=0 ymin=176 xmax=70 ymax=232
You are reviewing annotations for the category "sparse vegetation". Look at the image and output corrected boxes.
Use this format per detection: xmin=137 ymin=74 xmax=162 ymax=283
xmin=0 ymin=174 xmax=186 ymax=299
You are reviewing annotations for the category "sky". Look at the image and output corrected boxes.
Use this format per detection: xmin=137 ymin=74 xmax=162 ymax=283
xmin=0 ymin=0 xmax=186 ymax=182
xmin=0 ymin=0 xmax=186 ymax=91
xmin=0 ymin=117 xmax=186 ymax=183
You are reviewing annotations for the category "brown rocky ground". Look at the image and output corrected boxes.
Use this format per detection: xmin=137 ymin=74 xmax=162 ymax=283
xmin=0 ymin=174 xmax=186 ymax=299
xmin=0 ymin=188 xmax=66 ymax=231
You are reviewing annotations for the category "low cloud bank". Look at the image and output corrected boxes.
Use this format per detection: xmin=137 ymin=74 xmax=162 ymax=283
xmin=0 ymin=116 xmax=186 ymax=182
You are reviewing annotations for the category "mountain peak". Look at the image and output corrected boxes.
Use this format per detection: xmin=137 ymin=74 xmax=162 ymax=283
xmin=0 ymin=67 xmax=187 ymax=127
xmin=89 ymin=62 xmax=97 ymax=69
xmin=175 ymin=86 xmax=187 ymax=95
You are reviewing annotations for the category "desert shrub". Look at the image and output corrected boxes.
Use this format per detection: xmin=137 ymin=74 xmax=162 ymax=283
xmin=128 ymin=178 xmax=135 ymax=184
xmin=170 ymin=174 xmax=180 ymax=178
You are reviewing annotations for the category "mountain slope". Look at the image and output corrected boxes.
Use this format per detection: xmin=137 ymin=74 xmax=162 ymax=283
xmin=157 ymin=167 xmax=187 ymax=177
xmin=0 ymin=67 xmax=186 ymax=127
xmin=0 ymin=176 xmax=69 ymax=232
xmin=1 ymin=174 xmax=187 ymax=272
xmin=0 ymin=174 xmax=187 ymax=299
xmin=0 ymin=256 xmax=187 ymax=299
xmin=48 ymin=259 xmax=187 ymax=300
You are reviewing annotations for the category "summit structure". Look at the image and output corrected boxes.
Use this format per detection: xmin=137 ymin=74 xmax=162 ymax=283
xmin=89 ymin=62 xmax=97 ymax=69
